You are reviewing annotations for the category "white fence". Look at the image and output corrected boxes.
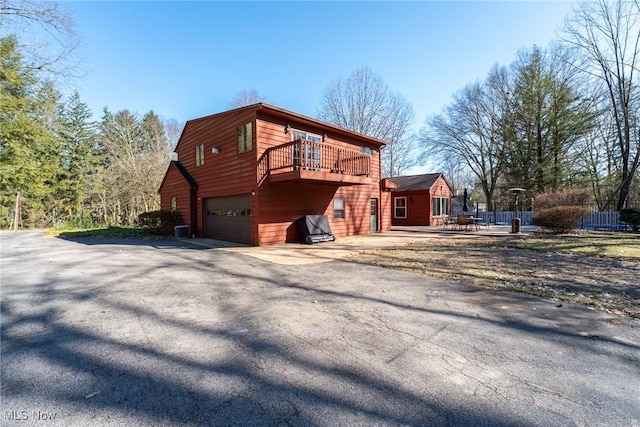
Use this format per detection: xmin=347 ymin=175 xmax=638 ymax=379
xmin=463 ymin=210 xmax=627 ymax=230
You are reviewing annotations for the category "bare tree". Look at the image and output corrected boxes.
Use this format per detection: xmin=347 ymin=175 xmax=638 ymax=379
xmin=0 ymin=0 xmax=83 ymax=82
xmin=162 ymin=117 xmax=184 ymax=152
xmin=98 ymin=109 xmax=173 ymax=223
xmin=229 ymin=88 xmax=266 ymax=108
xmin=422 ymin=65 xmax=509 ymax=210
xmin=318 ymin=66 xmax=419 ymax=176
xmin=562 ymin=0 xmax=640 ymax=209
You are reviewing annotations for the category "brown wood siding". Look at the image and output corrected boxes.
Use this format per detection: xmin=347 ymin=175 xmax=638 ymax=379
xmin=391 ymin=176 xmax=452 ymax=226
xmin=380 ymin=189 xmax=392 ymax=232
xmin=392 ymin=190 xmax=430 ymax=226
xmin=430 ymin=176 xmax=453 ymax=227
xmin=159 ymin=163 xmax=192 ymax=228
xmin=162 ymin=104 xmax=390 ymax=244
xmin=256 ymin=115 xmax=382 ymax=169
xmin=256 ymin=181 xmax=381 ymax=245
xmin=255 ymin=113 xmax=385 ymax=245
xmin=174 ymin=108 xmax=259 ymax=237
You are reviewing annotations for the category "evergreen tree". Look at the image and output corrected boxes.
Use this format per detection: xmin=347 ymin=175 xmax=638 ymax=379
xmin=58 ymin=91 xmax=100 ymax=224
xmin=502 ymin=46 xmax=595 ymax=195
xmin=0 ymin=35 xmax=58 ymax=227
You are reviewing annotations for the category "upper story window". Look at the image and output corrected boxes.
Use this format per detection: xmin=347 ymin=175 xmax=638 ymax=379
xmin=195 ymin=144 xmax=205 ymax=166
xmin=237 ymin=122 xmax=253 ymax=153
xmin=361 ymin=146 xmax=372 ymax=155
xmin=292 ymin=129 xmax=322 ymax=143
xmin=292 ymin=129 xmax=322 ymax=170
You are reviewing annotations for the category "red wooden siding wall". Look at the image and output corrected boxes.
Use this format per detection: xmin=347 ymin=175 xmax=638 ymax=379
xmin=392 ymin=190 xmax=430 ymax=226
xmin=160 ymin=104 xmax=391 ymax=245
xmin=391 ymin=176 xmax=451 ymax=226
xmin=429 ymin=176 xmax=452 ymax=227
xmin=159 ymin=163 xmax=193 ymax=227
xmin=173 ymin=107 xmax=258 ymax=238
xmin=255 ymin=112 xmax=387 ymax=245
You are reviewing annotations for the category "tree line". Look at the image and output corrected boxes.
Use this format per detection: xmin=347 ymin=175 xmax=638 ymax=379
xmin=0 ymin=35 xmax=180 ymax=228
xmin=422 ymin=0 xmax=640 ymax=211
xmin=2 ymin=0 xmax=638 ymax=229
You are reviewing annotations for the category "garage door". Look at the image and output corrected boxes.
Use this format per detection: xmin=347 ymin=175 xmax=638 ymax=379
xmin=204 ymin=194 xmax=252 ymax=244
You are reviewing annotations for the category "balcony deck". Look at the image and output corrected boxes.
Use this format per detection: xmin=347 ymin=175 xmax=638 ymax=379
xmin=258 ymin=139 xmax=372 ymax=186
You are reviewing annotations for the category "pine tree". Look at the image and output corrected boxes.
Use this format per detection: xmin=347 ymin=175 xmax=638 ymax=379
xmin=0 ymin=36 xmax=59 ymax=227
xmin=58 ymin=91 xmax=100 ymax=224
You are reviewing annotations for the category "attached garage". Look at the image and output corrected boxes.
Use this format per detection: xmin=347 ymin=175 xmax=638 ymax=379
xmin=204 ymin=194 xmax=253 ymax=244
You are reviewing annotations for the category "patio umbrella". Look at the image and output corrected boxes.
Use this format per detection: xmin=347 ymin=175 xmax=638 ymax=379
xmin=462 ymin=188 xmax=469 ymax=212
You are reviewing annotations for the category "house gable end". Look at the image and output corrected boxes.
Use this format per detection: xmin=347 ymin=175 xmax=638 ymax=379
xmin=159 ymin=160 xmax=196 ymax=194
xmin=172 ymin=104 xmax=261 ymax=156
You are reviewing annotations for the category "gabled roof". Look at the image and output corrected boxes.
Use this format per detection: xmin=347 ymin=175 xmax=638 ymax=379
xmin=171 ymin=160 xmax=197 ymax=187
xmin=254 ymin=103 xmax=387 ymax=147
xmin=175 ymin=103 xmax=387 ymax=152
xmin=388 ymin=173 xmax=450 ymax=192
xmin=158 ymin=160 xmax=197 ymax=193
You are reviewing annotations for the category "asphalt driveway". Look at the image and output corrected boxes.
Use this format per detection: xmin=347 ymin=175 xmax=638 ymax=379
xmin=1 ymin=231 xmax=639 ymax=426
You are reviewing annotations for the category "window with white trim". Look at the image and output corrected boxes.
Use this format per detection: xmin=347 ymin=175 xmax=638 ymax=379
xmin=334 ymin=197 xmax=345 ymax=219
xmin=292 ymin=129 xmax=322 ymax=170
xmin=432 ymin=197 xmax=450 ymax=217
xmin=394 ymin=197 xmax=407 ymax=218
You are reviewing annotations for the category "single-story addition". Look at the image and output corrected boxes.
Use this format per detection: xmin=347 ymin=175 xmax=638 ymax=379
xmin=388 ymin=173 xmax=453 ymax=227
xmin=158 ymin=103 xmax=396 ymax=245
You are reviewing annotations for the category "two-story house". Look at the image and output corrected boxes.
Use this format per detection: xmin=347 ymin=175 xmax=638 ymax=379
xmin=159 ymin=103 xmax=394 ymax=245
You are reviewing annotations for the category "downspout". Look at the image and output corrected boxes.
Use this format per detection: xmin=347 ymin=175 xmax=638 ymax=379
xmin=191 ymin=184 xmax=198 ymax=237
xmin=378 ymin=146 xmax=383 ymax=232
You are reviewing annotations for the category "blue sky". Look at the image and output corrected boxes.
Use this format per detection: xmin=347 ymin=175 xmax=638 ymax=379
xmin=69 ymin=1 xmax=574 ymax=130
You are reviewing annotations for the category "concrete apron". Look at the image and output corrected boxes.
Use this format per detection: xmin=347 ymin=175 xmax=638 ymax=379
xmin=186 ymin=225 xmax=536 ymax=265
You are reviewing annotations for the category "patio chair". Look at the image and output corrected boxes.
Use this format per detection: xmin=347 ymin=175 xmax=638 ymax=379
xmin=457 ymin=214 xmax=471 ymax=230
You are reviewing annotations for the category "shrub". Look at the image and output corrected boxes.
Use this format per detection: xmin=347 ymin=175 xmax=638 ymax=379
xmin=532 ymin=206 xmax=589 ymax=233
xmin=620 ymin=208 xmax=640 ymax=232
xmin=533 ymin=188 xmax=591 ymax=212
xmin=137 ymin=210 xmax=183 ymax=235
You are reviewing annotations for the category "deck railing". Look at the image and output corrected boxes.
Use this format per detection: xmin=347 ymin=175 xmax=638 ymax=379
xmin=258 ymin=139 xmax=370 ymax=185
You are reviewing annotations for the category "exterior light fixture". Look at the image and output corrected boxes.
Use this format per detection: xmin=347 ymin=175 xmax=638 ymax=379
xmin=284 ymin=124 xmax=291 ymax=134
xmin=211 ymin=146 xmax=220 ymax=154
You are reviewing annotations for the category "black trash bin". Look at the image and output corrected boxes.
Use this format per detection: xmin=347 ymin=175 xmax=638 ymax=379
xmin=174 ymin=225 xmax=190 ymax=238
xmin=511 ymin=218 xmax=521 ymax=233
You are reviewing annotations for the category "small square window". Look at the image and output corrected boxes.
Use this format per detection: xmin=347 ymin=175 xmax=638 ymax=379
xmin=334 ymin=197 xmax=345 ymax=219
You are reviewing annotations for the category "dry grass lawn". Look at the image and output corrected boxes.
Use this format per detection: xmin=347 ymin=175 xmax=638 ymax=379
xmin=350 ymin=232 xmax=640 ymax=318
